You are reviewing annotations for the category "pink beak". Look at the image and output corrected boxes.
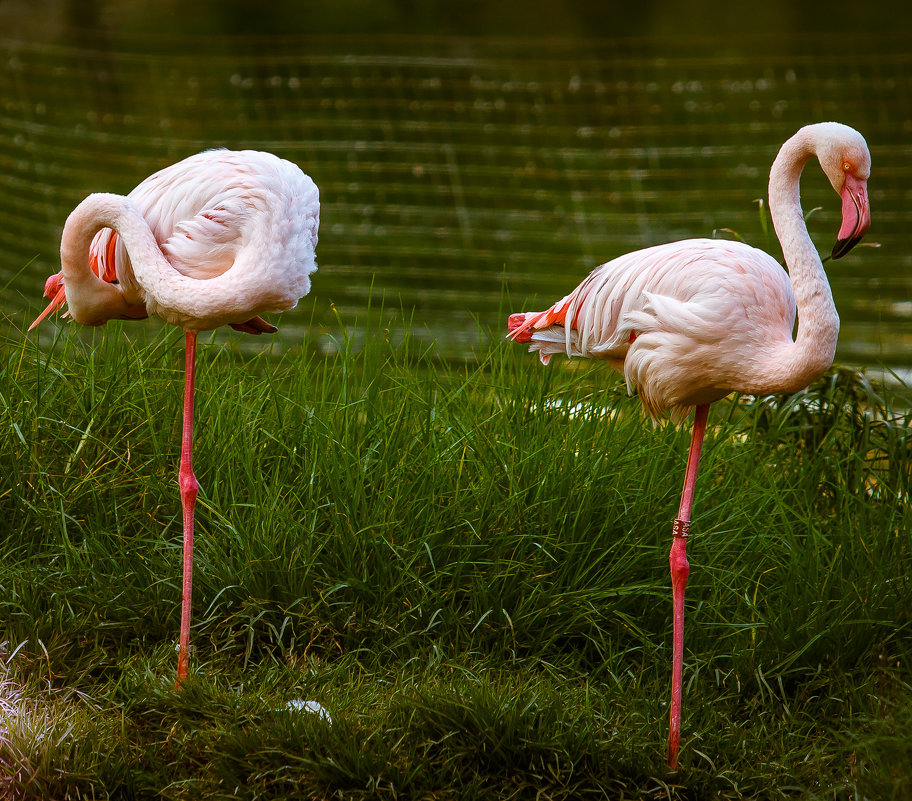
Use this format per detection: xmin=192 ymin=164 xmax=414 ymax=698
xmin=28 ymin=272 xmax=67 ymax=331
xmin=832 ymin=172 xmax=870 ymax=260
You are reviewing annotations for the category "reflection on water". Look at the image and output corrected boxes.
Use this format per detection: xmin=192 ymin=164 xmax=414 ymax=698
xmin=0 ymin=31 xmax=910 ymax=374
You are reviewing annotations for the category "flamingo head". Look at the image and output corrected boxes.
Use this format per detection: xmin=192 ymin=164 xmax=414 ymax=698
xmin=816 ymin=123 xmax=871 ymax=259
xmin=831 ymin=169 xmax=870 ymax=259
xmin=28 ymin=268 xmax=148 ymax=330
xmin=28 ymin=272 xmax=68 ymax=331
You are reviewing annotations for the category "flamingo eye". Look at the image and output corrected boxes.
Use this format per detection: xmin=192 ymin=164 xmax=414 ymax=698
xmin=842 ymin=161 xmax=851 ymax=172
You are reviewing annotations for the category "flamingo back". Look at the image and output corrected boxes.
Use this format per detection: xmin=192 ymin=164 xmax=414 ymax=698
xmin=509 ymin=239 xmax=798 ymax=419
xmin=89 ymin=149 xmax=320 ymax=326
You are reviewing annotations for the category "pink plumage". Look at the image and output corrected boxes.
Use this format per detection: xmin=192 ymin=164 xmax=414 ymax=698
xmin=29 ymin=149 xmax=320 ymax=686
xmin=508 ymin=122 xmax=872 ymax=768
xmin=508 ymin=238 xmax=798 ymax=420
xmin=32 ymin=149 xmax=318 ymax=334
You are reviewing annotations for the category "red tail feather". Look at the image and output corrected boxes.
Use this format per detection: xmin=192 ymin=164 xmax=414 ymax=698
xmin=507 ymin=301 xmax=573 ymax=342
xmin=507 ymin=312 xmax=533 ymax=342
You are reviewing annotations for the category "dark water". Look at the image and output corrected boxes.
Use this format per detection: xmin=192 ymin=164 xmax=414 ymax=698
xmin=1 ymin=16 xmax=910 ymax=379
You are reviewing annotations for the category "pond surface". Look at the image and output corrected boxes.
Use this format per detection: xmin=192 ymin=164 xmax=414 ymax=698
xmin=1 ymin=28 xmax=910 ymax=379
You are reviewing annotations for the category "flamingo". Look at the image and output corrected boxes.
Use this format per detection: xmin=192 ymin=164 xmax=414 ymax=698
xmin=507 ymin=122 xmax=871 ymax=769
xmin=29 ymin=149 xmax=320 ymax=685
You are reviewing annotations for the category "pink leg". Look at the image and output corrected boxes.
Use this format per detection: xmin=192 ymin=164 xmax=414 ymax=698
xmin=666 ymin=403 xmax=710 ymax=769
xmin=176 ymin=331 xmax=200 ymax=687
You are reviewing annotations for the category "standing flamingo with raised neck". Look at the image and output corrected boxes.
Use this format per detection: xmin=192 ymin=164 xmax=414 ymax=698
xmin=507 ymin=122 xmax=871 ymax=768
xmin=29 ymin=149 xmax=320 ymax=686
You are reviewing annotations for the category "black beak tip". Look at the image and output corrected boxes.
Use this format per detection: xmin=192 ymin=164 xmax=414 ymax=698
xmin=831 ymin=236 xmax=862 ymax=261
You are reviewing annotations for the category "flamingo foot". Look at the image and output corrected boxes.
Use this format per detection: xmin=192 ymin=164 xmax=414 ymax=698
xmin=229 ymin=315 xmax=278 ymax=335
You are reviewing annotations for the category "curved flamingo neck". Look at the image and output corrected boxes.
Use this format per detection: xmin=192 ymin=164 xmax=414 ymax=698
xmin=764 ymin=127 xmax=840 ymax=392
xmin=59 ymin=193 xmax=160 ymax=326
xmin=61 ymin=192 xmax=233 ymax=331
xmin=62 ymin=189 xmax=297 ymax=332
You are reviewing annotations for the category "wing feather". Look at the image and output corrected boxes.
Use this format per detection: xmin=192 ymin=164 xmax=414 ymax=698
xmin=509 ymin=238 xmax=797 ymax=419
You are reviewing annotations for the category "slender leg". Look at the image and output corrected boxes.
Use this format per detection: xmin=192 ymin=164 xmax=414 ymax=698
xmin=176 ymin=331 xmax=200 ymax=687
xmin=666 ymin=403 xmax=710 ymax=769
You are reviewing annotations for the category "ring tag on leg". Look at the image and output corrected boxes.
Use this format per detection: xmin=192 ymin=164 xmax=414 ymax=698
xmin=672 ymin=518 xmax=691 ymax=539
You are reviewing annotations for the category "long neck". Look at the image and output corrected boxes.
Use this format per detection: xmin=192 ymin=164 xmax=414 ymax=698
xmin=765 ymin=128 xmax=840 ymax=391
xmin=60 ymin=193 xmax=164 ymax=326
xmin=61 ymin=192 xmax=246 ymax=330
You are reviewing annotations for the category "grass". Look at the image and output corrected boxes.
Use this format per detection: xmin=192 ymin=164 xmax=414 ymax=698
xmin=1 ymin=316 xmax=910 ymax=799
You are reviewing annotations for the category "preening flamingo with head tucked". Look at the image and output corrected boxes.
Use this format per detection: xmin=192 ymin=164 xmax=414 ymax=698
xmin=507 ymin=122 xmax=871 ymax=769
xmin=29 ymin=149 xmax=320 ymax=686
